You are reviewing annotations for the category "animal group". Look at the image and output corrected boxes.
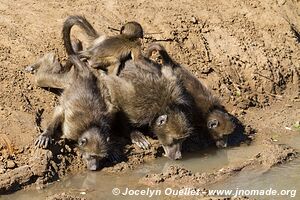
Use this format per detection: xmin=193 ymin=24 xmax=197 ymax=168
xmin=27 ymin=15 xmax=237 ymax=171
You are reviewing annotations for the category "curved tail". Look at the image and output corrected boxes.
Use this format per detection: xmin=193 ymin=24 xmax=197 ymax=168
xmin=68 ymin=54 xmax=89 ymax=75
xmin=62 ymin=15 xmax=99 ymax=55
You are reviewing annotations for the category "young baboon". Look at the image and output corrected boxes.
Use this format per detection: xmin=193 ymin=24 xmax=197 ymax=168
xmin=62 ymin=15 xmax=144 ymax=75
xmin=105 ymin=59 xmax=193 ymax=160
xmin=146 ymin=43 xmax=235 ymax=148
xmin=34 ymin=54 xmax=113 ymax=171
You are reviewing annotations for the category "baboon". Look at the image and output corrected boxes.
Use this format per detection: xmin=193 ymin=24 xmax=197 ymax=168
xmin=105 ymin=59 xmax=193 ymax=160
xmin=34 ymin=54 xmax=113 ymax=171
xmin=146 ymin=43 xmax=235 ymax=148
xmin=62 ymin=15 xmax=144 ymax=75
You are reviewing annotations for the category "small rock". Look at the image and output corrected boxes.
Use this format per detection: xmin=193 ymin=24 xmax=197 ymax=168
xmin=238 ymin=109 xmax=246 ymax=116
xmin=0 ymin=166 xmax=6 ymax=174
xmin=190 ymin=16 xmax=198 ymax=24
xmin=277 ymin=0 xmax=286 ymax=5
xmin=6 ymin=160 xmax=16 ymax=169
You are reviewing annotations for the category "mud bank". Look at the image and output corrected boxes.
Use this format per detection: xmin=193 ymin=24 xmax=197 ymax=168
xmin=0 ymin=143 xmax=84 ymax=193
xmin=0 ymin=136 xmax=163 ymax=193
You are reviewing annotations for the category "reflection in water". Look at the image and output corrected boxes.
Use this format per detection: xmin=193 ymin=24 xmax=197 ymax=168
xmin=2 ymin=140 xmax=300 ymax=200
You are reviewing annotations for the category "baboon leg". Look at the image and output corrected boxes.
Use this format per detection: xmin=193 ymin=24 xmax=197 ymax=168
xmin=130 ymin=130 xmax=151 ymax=150
xmin=26 ymin=53 xmax=63 ymax=73
xmin=35 ymin=71 xmax=74 ymax=89
xmin=89 ymin=56 xmax=120 ymax=75
xmin=27 ymin=53 xmax=74 ymax=89
xmin=36 ymin=38 xmax=83 ymax=86
xmin=35 ymin=106 xmax=64 ymax=148
xmin=108 ymin=61 xmax=121 ymax=75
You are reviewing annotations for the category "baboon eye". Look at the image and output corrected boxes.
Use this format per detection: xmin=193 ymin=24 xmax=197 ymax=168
xmin=207 ymin=119 xmax=219 ymax=129
xmin=156 ymin=114 xmax=168 ymax=126
xmin=78 ymin=137 xmax=87 ymax=146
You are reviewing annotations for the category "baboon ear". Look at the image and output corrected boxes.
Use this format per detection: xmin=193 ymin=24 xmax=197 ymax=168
xmin=78 ymin=137 xmax=87 ymax=147
xmin=207 ymin=119 xmax=219 ymax=129
xmin=156 ymin=115 xmax=168 ymax=126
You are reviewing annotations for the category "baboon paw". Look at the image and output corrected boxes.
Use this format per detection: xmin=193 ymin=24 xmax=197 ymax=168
xmin=35 ymin=133 xmax=52 ymax=149
xmin=130 ymin=131 xmax=151 ymax=150
xmin=25 ymin=65 xmax=36 ymax=73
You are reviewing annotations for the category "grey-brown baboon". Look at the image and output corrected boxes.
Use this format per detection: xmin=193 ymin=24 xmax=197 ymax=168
xmin=146 ymin=43 xmax=235 ymax=148
xmin=34 ymin=54 xmax=113 ymax=171
xmin=103 ymin=59 xmax=193 ymax=160
xmin=62 ymin=15 xmax=144 ymax=75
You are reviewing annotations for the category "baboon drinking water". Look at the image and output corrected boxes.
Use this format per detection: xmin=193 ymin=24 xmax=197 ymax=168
xmin=102 ymin=59 xmax=193 ymax=160
xmin=34 ymin=54 xmax=113 ymax=170
xmin=146 ymin=43 xmax=236 ymax=147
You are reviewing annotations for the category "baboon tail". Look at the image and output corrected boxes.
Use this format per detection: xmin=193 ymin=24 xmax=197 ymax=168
xmin=68 ymin=55 xmax=89 ymax=74
xmin=62 ymin=15 xmax=99 ymax=55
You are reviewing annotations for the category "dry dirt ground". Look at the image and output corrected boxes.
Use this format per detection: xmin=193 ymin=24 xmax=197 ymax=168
xmin=0 ymin=0 xmax=299 ymax=199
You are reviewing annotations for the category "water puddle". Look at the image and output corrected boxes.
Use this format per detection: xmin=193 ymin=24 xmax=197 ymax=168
xmin=2 ymin=135 xmax=300 ymax=200
xmin=211 ymin=135 xmax=300 ymax=199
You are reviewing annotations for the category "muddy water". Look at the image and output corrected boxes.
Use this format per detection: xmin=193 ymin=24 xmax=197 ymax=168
xmin=211 ymin=159 xmax=300 ymax=199
xmin=210 ymin=136 xmax=300 ymax=200
xmin=2 ymin=136 xmax=300 ymax=200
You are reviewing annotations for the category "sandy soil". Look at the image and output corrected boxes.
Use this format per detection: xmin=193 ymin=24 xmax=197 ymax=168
xmin=0 ymin=0 xmax=299 ymax=198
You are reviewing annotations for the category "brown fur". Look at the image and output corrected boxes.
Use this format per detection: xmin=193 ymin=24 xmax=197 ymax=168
xmin=111 ymin=59 xmax=193 ymax=159
xmin=33 ymin=54 xmax=112 ymax=170
xmin=146 ymin=43 xmax=235 ymax=147
xmin=62 ymin=15 xmax=144 ymax=75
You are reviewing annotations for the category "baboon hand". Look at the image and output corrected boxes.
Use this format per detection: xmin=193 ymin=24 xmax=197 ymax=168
xmin=35 ymin=131 xmax=52 ymax=148
xmin=130 ymin=131 xmax=151 ymax=150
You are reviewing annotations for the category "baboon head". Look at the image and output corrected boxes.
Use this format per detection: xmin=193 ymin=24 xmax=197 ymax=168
xmin=120 ymin=21 xmax=144 ymax=39
xmin=153 ymin=109 xmax=192 ymax=160
xmin=207 ymin=109 xmax=235 ymax=148
xmin=78 ymin=126 xmax=110 ymax=171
